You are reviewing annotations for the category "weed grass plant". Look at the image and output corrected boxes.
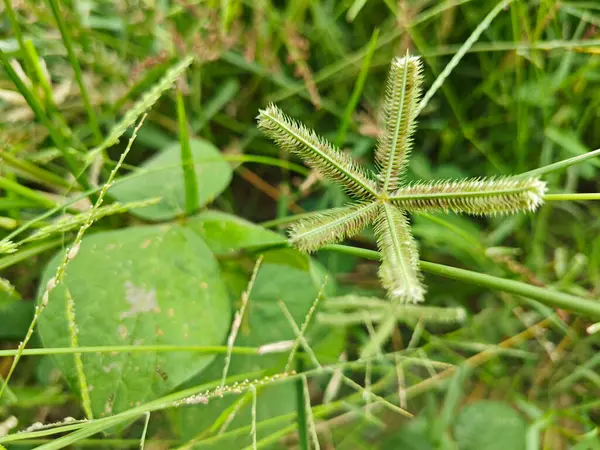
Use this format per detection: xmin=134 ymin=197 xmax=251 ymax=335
xmin=1 ymin=0 xmax=600 ymax=448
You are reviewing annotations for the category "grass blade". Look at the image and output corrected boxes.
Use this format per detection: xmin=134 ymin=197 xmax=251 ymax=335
xmin=0 ymin=50 xmax=87 ymax=189
xmin=417 ymin=0 xmax=514 ymax=115
xmin=516 ymin=148 xmax=600 ymax=179
xmin=335 ymin=28 xmax=379 ymax=147
xmin=46 ymin=0 xmax=102 ymax=143
xmin=176 ymin=89 xmax=199 ymax=215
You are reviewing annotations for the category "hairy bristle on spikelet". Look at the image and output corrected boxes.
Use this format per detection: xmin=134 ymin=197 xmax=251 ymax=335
xmin=373 ymin=203 xmax=425 ymax=303
xmin=389 ymin=176 xmax=547 ymax=215
xmin=375 ymin=55 xmax=424 ymax=192
xmin=257 ymin=104 xmax=378 ymax=199
xmin=289 ymin=201 xmax=379 ymax=252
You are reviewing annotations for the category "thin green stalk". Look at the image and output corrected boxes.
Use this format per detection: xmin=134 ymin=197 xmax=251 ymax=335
xmin=0 ymin=345 xmax=258 ymax=358
xmin=3 ymin=439 xmax=180 ymax=447
xmin=139 ymin=413 xmax=151 ymax=450
xmin=296 ymin=356 xmax=310 ymax=450
xmin=516 ymin=148 xmax=600 ymax=179
xmin=176 ymin=89 xmax=199 ymax=215
xmin=224 ymin=154 xmax=310 ymax=175
xmin=335 ymin=28 xmax=379 ymax=147
xmin=46 ymin=0 xmax=102 ymax=143
xmin=406 ymin=22 xmax=507 ymax=172
xmin=0 ymin=351 xmax=449 ymax=446
xmin=544 ymin=193 xmax=600 ymax=201
xmin=417 ymin=0 xmax=514 ymax=114
xmin=89 ymin=56 xmax=194 ymax=158
xmin=319 ymin=244 xmax=600 ymax=319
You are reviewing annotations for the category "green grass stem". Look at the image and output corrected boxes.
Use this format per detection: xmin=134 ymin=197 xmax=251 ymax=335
xmin=176 ymin=89 xmax=199 ymax=215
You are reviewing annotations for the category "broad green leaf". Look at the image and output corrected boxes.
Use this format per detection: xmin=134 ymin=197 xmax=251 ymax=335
xmin=37 ymin=225 xmax=231 ymax=417
xmin=379 ymin=418 xmax=434 ymax=450
xmin=172 ymin=213 xmax=340 ymax=447
xmin=453 ymin=401 xmax=527 ymax=450
xmin=0 ymin=290 xmax=33 ymax=340
xmin=110 ymin=139 xmax=232 ymax=221
xmin=186 ymin=210 xmax=286 ymax=255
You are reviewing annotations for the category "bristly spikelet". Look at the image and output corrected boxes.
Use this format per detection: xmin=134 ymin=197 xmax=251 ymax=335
xmin=256 ymin=54 xmax=548 ymax=305
xmin=373 ymin=203 xmax=425 ymax=303
xmin=390 ymin=176 xmax=547 ymax=215
xmin=0 ymin=240 xmax=18 ymax=254
xmin=375 ymin=55 xmax=424 ymax=192
xmin=257 ymin=104 xmax=378 ymax=199
xmin=289 ymin=202 xmax=379 ymax=252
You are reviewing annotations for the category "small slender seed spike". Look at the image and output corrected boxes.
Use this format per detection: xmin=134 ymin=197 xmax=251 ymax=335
xmin=257 ymin=104 xmax=378 ymax=199
xmin=376 ymin=55 xmax=424 ymax=192
xmin=289 ymin=202 xmax=379 ymax=252
xmin=390 ymin=176 xmax=547 ymax=215
xmin=374 ymin=204 xmax=425 ymax=303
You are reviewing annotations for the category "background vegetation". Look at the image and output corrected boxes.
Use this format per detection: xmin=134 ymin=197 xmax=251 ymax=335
xmin=1 ymin=0 xmax=600 ymax=448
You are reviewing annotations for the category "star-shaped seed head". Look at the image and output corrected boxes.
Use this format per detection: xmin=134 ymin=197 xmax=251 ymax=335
xmin=257 ymin=54 xmax=546 ymax=304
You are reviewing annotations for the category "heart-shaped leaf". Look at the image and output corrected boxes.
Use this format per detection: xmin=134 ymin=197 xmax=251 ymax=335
xmin=37 ymin=225 xmax=231 ymax=417
xmin=110 ymin=139 xmax=232 ymax=221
